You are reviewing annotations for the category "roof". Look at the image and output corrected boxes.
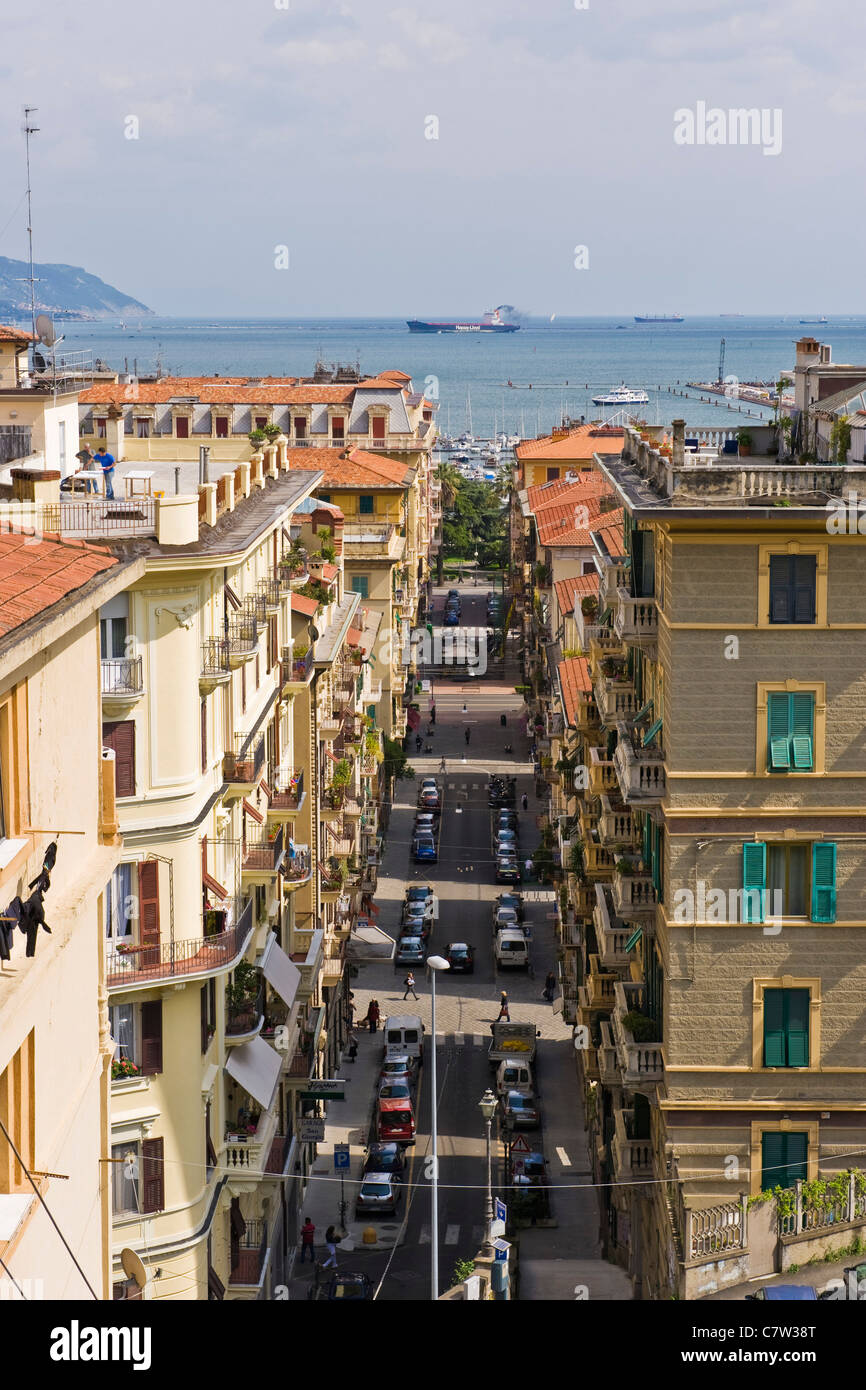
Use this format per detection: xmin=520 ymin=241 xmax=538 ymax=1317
xmin=526 ymin=472 xmax=611 ymax=516
xmin=0 ymin=324 xmax=37 ymax=343
xmin=0 ymin=530 xmax=118 ymax=638
xmin=293 ymin=495 xmax=344 ymax=520
xmin=291 ymin=593 xmax=320 ymax=618
xmin=321 ymin=563 xmax=339 ymax=581
xmin=535 ymin=489 xmax=619 ymax=548
xmin=558 ymin=656 xmax=592 ymax=727
xmin=591 ymin=508 xmax=626 ymax=559
xmin=516 ymin=424 xmax=626 ymax=462
xmin=80 ymin=379 xmax=357 ymax=405
xmin=554 ymin=572 xmax=599 ymax=616
xmin=286 ymin=447 xmax=410 ymax=489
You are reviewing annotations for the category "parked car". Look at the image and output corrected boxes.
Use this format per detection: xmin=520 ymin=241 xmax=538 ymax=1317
xmin=444 ymin=942 xmax=475 ymax=973
xmin=501 ymin=1089 xmax=541 ymax=1129
xmin=418 ymin=789 xmax=441 ymax=813
xmin=414 ymin=813 xmax=436 ymax=835
xmin=444 ymin=609 xmax=460 ymax=626
xmin=325 ymin=1271 xmax=373 ymax=1301
xmin=378 ymin=1080 xmax=412 ymax=1100
xmin=395 ymin=936 xmax=426 ymax=967
xmin=745 ymin=1286 xmax=818 ymax=1302
xmin=401 ymin=915 xmax=431 ymax=941
xmin=403 ymin=895 xmax=436 ymax=922
xmin=405 ymin=884 xmax=434 ymax=905
xmin=377 ymin=1097 xmax=416 ymax=1144
xmin=495 ymin=830 xmax=518 ymax=853
xmin=496 ymin=1060 xmax=534 ymax=1096
xmin=496 ymin=892 xmax=524 ymax=922
xmin=496 ymin=856 xmax=521 ymax=884
xmin=363 ymin=1142 xmax=406 ymax=1176
xmin=355 ymin=1173 xmax=402 ymax=1217
xmin=419 ymin=777 xmax=440 ymax=793
xmin=511 ymin=1151 xmax=546 ymax=1186
xmin=414 ymin=834 xmax=437 ymax=863
xmin=494 ymin=929 xmax=529 ymax=969
xmin=492 ymin=907 xmax=520 ymax=933
xmin=379 ymin=1056 xmax=416 ymax=1085
xmin=383 ymin=1014 xmax=424 ymax=1063
xmin=496 ymin=811 xmax=519 ymax=831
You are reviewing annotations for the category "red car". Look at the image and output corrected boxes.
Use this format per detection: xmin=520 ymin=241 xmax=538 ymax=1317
xmin=377 ymin=1096 xmax=416 ymax=1145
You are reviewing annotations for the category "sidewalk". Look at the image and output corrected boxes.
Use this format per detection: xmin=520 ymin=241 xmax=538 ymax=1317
xmin=289 ymin=1026 xmax=400 ymax=1296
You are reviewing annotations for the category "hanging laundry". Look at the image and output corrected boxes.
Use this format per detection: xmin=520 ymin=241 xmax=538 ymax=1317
xmin=0 ymin=895 xmax=21 ymax=962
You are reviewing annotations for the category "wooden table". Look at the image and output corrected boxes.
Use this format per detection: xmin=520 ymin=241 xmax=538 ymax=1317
xmin=124 ymin=470 xmax=155 ymax=499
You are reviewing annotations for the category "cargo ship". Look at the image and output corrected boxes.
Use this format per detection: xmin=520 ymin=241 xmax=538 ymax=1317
xmin=407 ymin=305 xmax=520 ymax=333
xmin=634 ymin=313 xmax=684 ymax=323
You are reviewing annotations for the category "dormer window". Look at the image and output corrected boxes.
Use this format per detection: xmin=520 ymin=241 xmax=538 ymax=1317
xmin=372 ymin=416 xmax=386 ymax=442
xmin=176 ymin=416 xmax=190 ymax=439
xmin=332 ymin=416 xmax=345 ymax=442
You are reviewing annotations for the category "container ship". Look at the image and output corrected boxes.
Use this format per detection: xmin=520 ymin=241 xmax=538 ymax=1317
xmin=634 ymin=313 xmax=684 ymax=323
xmin=407 ymin=305 xmax=520 ymax=333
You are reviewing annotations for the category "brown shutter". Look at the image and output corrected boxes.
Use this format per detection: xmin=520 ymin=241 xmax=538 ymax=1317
xmin=201 ymin=699 xmax=207 ymax=774
xmin=140 ymin=1000 xmax=163 ymax=1074
xmin=206 ymin=1100 xmax=217 ymax=1168
xmin=103 ymin=720 xmax=135 ymax=798
xmin=268 ymin=617 xmax=277 ymax=672
xmin=201 ymin=983 xmax=210 ymax=1054
xmin=141 ymin=1137 xmax=165 ymax=1213
xmin=241 ymin=664 xmax=246 ymax=711
xmin=138 ymin=860 xmax=160 ymax=948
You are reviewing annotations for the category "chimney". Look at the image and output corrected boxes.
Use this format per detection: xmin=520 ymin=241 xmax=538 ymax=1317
xmin=199 ymin=445 xmax=210 ymax=484
xmin=672 ymin=419 xmax=685 ymax=469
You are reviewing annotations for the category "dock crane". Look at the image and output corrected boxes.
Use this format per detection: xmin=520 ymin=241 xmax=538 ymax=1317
xmin=717 ymin=337 xmax=726 ymax=386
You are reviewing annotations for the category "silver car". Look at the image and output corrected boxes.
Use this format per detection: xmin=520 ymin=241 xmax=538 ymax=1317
xmin=355 ymin=1172 xmax=402 ymax=1216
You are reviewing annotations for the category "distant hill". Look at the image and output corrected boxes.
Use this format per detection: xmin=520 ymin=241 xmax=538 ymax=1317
xmin=0 ymin=257 xmax=153 ymax=321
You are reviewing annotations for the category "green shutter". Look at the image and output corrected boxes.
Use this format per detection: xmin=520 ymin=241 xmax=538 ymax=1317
xmin=811 ymin=842 xmax=837 ymax=922
xmin=625 ymin=926 xmax=642 ymax=952
xmin=768 ymin=693 xmax=791 ymax=770
xmin=785 ymin=989 xmax=810 ymax=1068
xmin=642 ymin=816 xmax=652 ymax=864
xmin=782 ymin=1133 xmax=809 ymax=1187
xmin=763 ymin=990 xmax=786 ymax=1067
xmin=742 ymin=842 xmax=767 ymax=923
xmin=761 ymin=1132 xmax=787 ymax=1192
xmin=790 ymin=692 xmax=814 ymax=770
xmin=651 ymin=823 xmax=661 ymax=893
xmin=643 ymin=717 xmax=663 ymax=747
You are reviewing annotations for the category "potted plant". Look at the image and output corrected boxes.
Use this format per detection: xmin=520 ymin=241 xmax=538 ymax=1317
xmin=307 ymin=551 xmax=325 ymax=578
xmin=263 ymin=422 xmax=282 ymax=443
xmin=248 ymin=428 xmax=267 ymax=450
xmin=736 ymin=429 xmax=752 ymax=457
xmin=581 ymin=596 xmax=598 ymax=617
xmin=622 ymin=1011 xmax=657 ymax=1042
xmin=111 ymin=1056 xmax=141 ymax=1081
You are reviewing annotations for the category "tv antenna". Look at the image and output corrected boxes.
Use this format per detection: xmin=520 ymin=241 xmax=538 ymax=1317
xmin=21 ymin=107 xmax=40 ymax=341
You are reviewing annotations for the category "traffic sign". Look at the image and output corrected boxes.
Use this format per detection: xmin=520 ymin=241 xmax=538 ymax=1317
xmin=299 ymin=1118 xmax=325 ymax=1143
xmin=493 ymin=1238 xmax=511 ymax=1263
xmin=334 ymin=1144 xmax=350 ymax=1171
xmin=510 ymin=1134 xmax=531 ymax=1155
xmin=495 ymin=1198 xmax=507 ymax=1223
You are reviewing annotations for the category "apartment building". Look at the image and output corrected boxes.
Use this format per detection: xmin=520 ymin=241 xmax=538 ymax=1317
xmin=0 ymin=324 xmax=80 ymax=477
xmin=528 ymin=418 xmax=866 ymax=1298
xmin=0 ymin=524 xmax=143 ymax=1300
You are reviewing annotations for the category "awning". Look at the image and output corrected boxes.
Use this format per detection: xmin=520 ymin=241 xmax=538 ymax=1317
xmin=633 ymin=701 xmax=653 ymax=724
xmin=643 ymin=718 xmax=663 ymax=747
xmin=625 ymin=927 xmax=643 ymax=952
xmin=243 ymin=798 xmax=264 ymax=825
xmin=203 ymin=870 xmax=229 ymax=900
xmin=225 ymin=1035 xmax=281 ymax=1110
xmin=599 ymin=606 xmax=612 ymax=624
xmin=260 ymin=932 xmax=301 ymax=1011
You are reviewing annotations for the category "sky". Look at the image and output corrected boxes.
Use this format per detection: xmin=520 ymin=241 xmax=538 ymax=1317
xmin=0 ymin=0 xmax=861 ymax=316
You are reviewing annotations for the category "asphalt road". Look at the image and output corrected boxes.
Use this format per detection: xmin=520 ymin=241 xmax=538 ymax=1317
xmin=350 ymin=581 xmax=566 ymax=1299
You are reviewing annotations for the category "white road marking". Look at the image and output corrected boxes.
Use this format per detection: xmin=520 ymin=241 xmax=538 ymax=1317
xmin=419 ymin=1225 xmax=431 ymax=1244
xmin=474 ymin=1034 xmax=485 ymax=1047
xmin=556 ymin=1146 xmax=572 ymax=1167
xmin=444 ymin=1225 xmax=460 ymax=1245
xmin=435 ymin=1032 xmax=445 ymax=1045
xmin=454 ymin=1032 xmax=464 ymax=1046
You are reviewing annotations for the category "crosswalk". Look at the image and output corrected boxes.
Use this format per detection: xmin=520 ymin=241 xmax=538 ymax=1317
xmin=434 ymin=1032 xmax=488 ymax=1047
xmin=419 ymin=1224 xmax=485 ymax=1246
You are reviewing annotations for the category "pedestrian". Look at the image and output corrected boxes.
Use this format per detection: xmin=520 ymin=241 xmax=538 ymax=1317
xmin=415 ymin=734 xmax=422 ymax=752
xmin=299 ymin=1217 xmax=316 ymax=1263
xmin=464 ymin=726 xmax=471 ymax=745
xmin=497 ymin=990 xmax=510 ymax=1022
xmin=462 ymin=703 xmax=468 ymax=715
xmin=439 ymin=755 xmax=447 ymax=774
xmin=521 ymin=793 xmax=528 ymax=811
xmin=95 ymin=445 xmax=116 ymax=499
xmin=368 ymin=999 xmax=380 ymax=1033
xmin=543 ymin=971 xmax=557 ymax=1003
xmin=75 ymin=443 xmax=99 ymax=495
xmin=430 ymin=704 xmax=436 ymax=725
xmin=403 ymin=970 xmax=419 ymax=1001
xmin=348 ymin=1035 xmax=358 ymax=1063
xmin=323 ymin=1225 xmax=340 ymax=1269
xmin=348 ymin=992 xmax=356 ymax=1028
xmin=500 ymin=713 xmax=507 ymax=727
xmin=524 ymin=857 xmax=533 ymax=881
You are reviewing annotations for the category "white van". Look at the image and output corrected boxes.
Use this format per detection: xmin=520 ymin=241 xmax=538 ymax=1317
xmin=496 ymin=1059 xmax=534 ymax=1096
xmin=384 ymin=1015 xmax=425 ymax=1063
xmin=494 ymin=929 xmax=529 ymax=969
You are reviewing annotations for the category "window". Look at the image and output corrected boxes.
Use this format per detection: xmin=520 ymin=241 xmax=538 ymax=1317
xmin=0 ymin=1032 xmax=35 ymax=1194
xmin=741 ymin=841 xmax=836 ymax=924
xmin=105 ymin=864 xmax=135 ymax=948
xmin=293 ymin=417 xmax=307 ymax=440
xmin=763 ymin=989 xmax=810 ymax=1066
xmin=255 ymin=417 xmax=267 ymax=430
xmin=351 ymin=576 xmax=369 ymax=599
xmin=109 ymin=1001 xmax=162 ymax=1075
xmin=103 ymin=720 xmax=136 ymax=798
xmin=319 ymin=493 xmax=331 ymax=504
xmin=96 ymin=418 xmax=107 ymax=438
xmin=201 ymin=979 xmax=217 ymax=1053
xmin=201 ymin=700 xmax=207 ymax=774
xmin=100 ymin=615 xmax=128 ymax=660
xmin=359 ymin=495 xmax=374 ymax=515
xmin=58 ymin=420 xmax=66 ymax=471
xmin=135 ymin=417 xmax=150 ymax=439
xmin=768 ymin=554 xmax=817 ymax=624
xmin=215 ymin=416 xmax=229 ymax=438
xmin=767 ymin=691 xmax=814 ymax=771
xmin=761 ymin=1131 xmax=808 ymax=1193
xmin=546 ymin=467 xmax=559 ymax=482
xmin=111 ymin=1137 xmax=164 ymax=1216
xmin=175 ymin=416 xmax=190 ymax=439
xmin=331 ymin=416 xmax=345 ymax=440
xmin=372 ymin=416 xmax=386 ymax=441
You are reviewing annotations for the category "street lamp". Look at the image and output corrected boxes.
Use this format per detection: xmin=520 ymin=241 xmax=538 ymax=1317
xmin=479 ymin=1088 xmax=497 ymax=1255
xmin=426 ymin=954 xmax=450 ymax=1301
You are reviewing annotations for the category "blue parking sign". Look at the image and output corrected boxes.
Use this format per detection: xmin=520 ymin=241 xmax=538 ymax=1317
xmin=334 ymin=1144 xmax=350 ymax=1170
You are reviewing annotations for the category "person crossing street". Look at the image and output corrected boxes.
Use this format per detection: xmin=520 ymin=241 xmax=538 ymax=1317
xmin=403 ymin=970 xmax=419 ymax=1001
xmin=497 ymin=990 xmax=510 ymax=1021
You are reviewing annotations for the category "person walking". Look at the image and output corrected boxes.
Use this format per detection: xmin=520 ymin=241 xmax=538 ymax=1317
xmin=299 ymin=1218 xmax=316 ymax=1263
xmin=323 ymin=1225 xmax=340 ymax=1269
xmin=543 ymin=971 xmax=557 ymax=1003
xmin=497 ymin=991 xmax=510 ymax=1022
xmin=500 ymin=713 xmax=507 ymax=727
xmin=524 ymin=857 xmax=533 ymax=881
xmin=402 ymin=970 xmax=419 ymax=1001
xmin=366 ymin=1000 xmax=380 ymax=1034
xmin=430 ymin=704 xmax=436 ymax=725
xmin=75 ymin=443 xmax=99 ymax=495
xmin=347 ymin=1035 xmax=359 ymax=1063
xmin=464 ymin=726 xmax=471 ymax=745
xmin=415 ymin=734 xmax=423 ymax=752
xmin=521 ymin=793 xmax=529 ymax=812
xmin=95 ymin=445 xmax=116 ymax=499
xmin=439 ymin=755 xmax=447 ymax=774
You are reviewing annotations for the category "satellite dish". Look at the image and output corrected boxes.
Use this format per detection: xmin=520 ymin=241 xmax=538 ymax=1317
xmin=309 ymin=625 xmax=320 ymax=641
xmin=35 ymin=313 xmax=56 ymax=347
xmin=120 ymin=1247 xmax=149 ymax=1288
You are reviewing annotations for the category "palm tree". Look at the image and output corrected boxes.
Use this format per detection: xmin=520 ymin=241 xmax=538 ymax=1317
xmin=435 ymin=461 xmax=462 ymax=582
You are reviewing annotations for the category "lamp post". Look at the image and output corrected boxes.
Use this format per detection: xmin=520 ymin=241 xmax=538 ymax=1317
xmin=426 ymin=954 xmax=450 ymax=1301
xmin=479 ymin=1088 xmax=497 ymax=1255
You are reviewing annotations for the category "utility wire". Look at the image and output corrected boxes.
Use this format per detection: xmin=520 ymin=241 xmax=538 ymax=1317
xmin=0 ymin=1116 xmax=99 ymax=1299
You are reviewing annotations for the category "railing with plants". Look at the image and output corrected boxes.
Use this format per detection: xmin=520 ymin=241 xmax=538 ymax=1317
xmin=757 ymin=1171 xmax=866 ymax=1237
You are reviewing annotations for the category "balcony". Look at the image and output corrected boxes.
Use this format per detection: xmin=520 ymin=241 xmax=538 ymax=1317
xmin=593 ymin=884 xmax=632 ymax=970
xmin=611 ymin=861 xmax=657 ymax=922
xmin=596 ymin=675 xmax=638 ymax=725
xmin=101 ymin=656 xmax=144 ymax=709
xmin=327 ymin=835 xmax=354 ymax=859
xmin=575 ymin=689 xmax=600 ymax=735
xmin=223 ymin=734 xmax=265 ymax=795
xmin=598 ymin=795 xmax=636 ymax=849
xmin=225 ymin=985 xmax=265 ymax=1045
xmin=614 ymin=589 xmax=658 ymax=654
xmin=597 ymin=1020 xmax=620 ymax=1087
xmin=613 ymin=726 xmax=666 ymax=805
xmin=319 ymin=861 xmax=346 ymax=899
xmin=341 ymin=797 xmax=362 ymax=821
xmin=319 ymin=788 xmax=345 ymax=820
xmin=226 ymin=619 xmax=258 ymax=665
xmin=244 ymin=593 xmax=267 ymax=626
xmin=267 ymin=770 xmax=304 ymax=819
xmin=322 ymin=939 xmax=346 ymax=985
xmin=200 ymin=637 xmax=232 ymax=691
xmin=598 ymin=557 xmax=630 ymax=609
xmin=612 ymin=1104 xmax=654 ymax=1181
xmin=257 ymin=576 xmax=281 ymax=613
xmin=221 ymin=1105 xmax=279 ymax=1187
xmin=283 ymin=844 xmax=311 ymax=889
xmin=228 ymin=1219 xmax=270 ymax=1294
xmin=276 ymin=560 xmax=308 ymax=594
xmin=588 ymin=745 xmax=617 ymax=796
xmin=586 ymin=954 xmax=617 ymax=1011
xmin=242 ymin=825 xmax=284 ymax=880
xmin=611 ymin=981 xmax=664 ymax=1089
xmin=319 ymin=716 xmax=342 ymax=740
xmin=107 ymin=899 xmax=254 ymax=991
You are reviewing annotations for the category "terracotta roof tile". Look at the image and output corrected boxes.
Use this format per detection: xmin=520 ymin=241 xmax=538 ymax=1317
xmin=0 ymin=530 xmax=117 ymax=638
xmin=591 ymin=509 xmax=626 ymax=558
xmin=553 ymin=572 xmax=598 ymax=615
xmin=291 ymin=593 xmax=320 ymax=618
xmin=516 ymin=424 xmax=625 ymax=462
xmin=558 ymin=657 xmax=592 ymax=727
xmin=0 ymin=324 xmax=37 ymax=342
xmin=535 ymin=490 xmax=618 ymax=548
xmin=525 ymin=473 xmax=609 ymax=514
xmin=286 ymin=447 xmax=409 ymax=489
xmin=321 ymin=563 xmax=339 ymax=581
